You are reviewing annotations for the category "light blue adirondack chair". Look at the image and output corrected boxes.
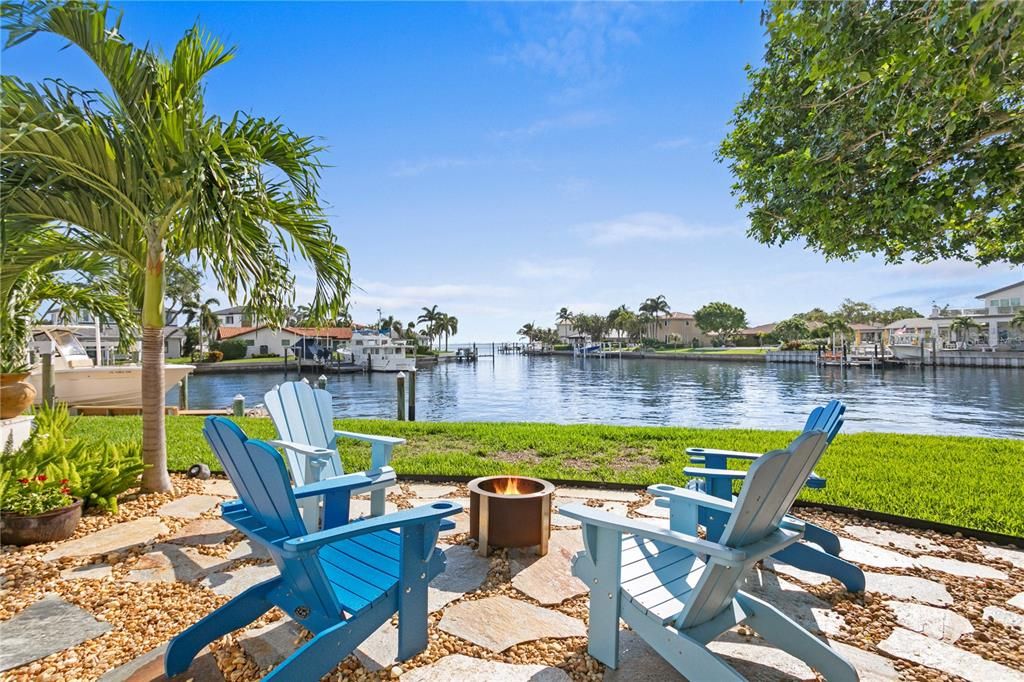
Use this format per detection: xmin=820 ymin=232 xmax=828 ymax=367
xmin=683 ymin=400 xmax=865 ymax=592
xmin=265 ymin=381 xmax=403 ymax=530
xmin=562 ymin=431 xmax=858 ymax=682
xmin=165 ymin=417 xmax=461 ymax=681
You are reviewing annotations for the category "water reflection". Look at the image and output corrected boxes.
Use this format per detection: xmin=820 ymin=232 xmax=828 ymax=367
xmin=169 ymin=354 xmax=1024 ymax=438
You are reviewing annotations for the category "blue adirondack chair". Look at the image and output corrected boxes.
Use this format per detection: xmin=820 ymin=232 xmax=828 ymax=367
xmin=682 ymin=400 xmax=865 ymax=592
xmin=562 ymin=431 xmax=858 ymax=682
xmin=165 ymin=417 xmax=461 ymax=681
xmin=265 ymin=381 xmax=403 ymax=530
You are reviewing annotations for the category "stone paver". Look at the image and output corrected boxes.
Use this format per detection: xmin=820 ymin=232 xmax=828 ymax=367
xmin=842 ymin=525 xmax=945 ymax=553
xmin=885 ymin=600 xmax=973 ymax=642
xmin=742 ymin=571 xmax=844 ymax=637
xmin=602 ymin=629 xmax=682 ymax=682
xmin=877 ymin=627 xmax=1024 ymax=682
xmin=406 ymin=483 xmax=457 ymax=498
xmin=763 ymin=557 xmax=833 ymax=586
xmin=202 ymin=479 xmax=237 ymax=497
xmin=980 ymin=544 xmax=1024 ymax=570
xmin=0 ymin=593 xmax=112 ymax=672
xmin=201 ymin=564 xmax=278 ymax=597
xmin=983 ymin=605 xmax=1024 ymax=631
xmin=826 ymin=640 xmax=900 ymax=681
xmin=167 ymin=518 xmax=235 ymax=546
xmin=839 ymin=538 xmax=918 ymax=569
xmin=556 ymin=487 xmax=638 ymax=502
xmin=511 ymin=530 xmax=587 ymax=605
xmin=438 ymin=510 xmax=470 ymax=538
xmin=917 ymin=555 xmax=1008 ymax=580
xmin=401 ymin=654 xmax=569 ymax=682
xmin=428 ymin=545 xmax=490 ymax=612
xmin=42 ymin=517 xmax=168 ymax=561
xmin=60 ymin=563 xmax=112 ymax=580
xmin=348 ymin=498 xmax=398 ymax=519
xmin=1009 ymin=592 xmax=1024 ymax=611
xmin=550 ymin=512 xmax=581 ymax=529
xmin=633 ymin=501 xmax=670 ymax=519
xmin=227 ymin=539 xmax=271 ymax=562
xmin=126 ymin=544 xmax=225 ymax=583
xmin=97 ymin=644 xmax=222 ymax=682
xmin=157 ymin=494 xmax=223 ymax=519
xmin=594 ymin=500 xmax=630 ymax=516
xmin=708 ymin=631 xmax=816 ymax=681
xmin=239 ymin=618 xmax=305 ymax=669
xmin=438 ymin=595 xmax=585 ymax=652
xmin=864 ymin=572 xmax=953 ymax=606
xmin=354 ymin=621 xmax=398 ymax=672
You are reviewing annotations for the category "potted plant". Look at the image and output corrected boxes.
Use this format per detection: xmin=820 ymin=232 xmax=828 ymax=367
xmin=0 ymin=358 xmax=36 ymax=419
xmin=0 ymin=474 xmax=82 ymax=545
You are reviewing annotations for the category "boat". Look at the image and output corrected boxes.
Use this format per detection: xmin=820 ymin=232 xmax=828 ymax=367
xmin=27 ymin=327 xmax=194 ymax=406
xmin=348 ymin=331 xmax=417 ymax=372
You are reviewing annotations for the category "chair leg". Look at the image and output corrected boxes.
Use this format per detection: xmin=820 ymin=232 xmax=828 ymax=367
xmin=397 ymin=524 xmax=430 ymax=660
xmin=737 ymin=592 xmax=858 ymax=682
xmin=802 ymin=521 xmax=842 ymax=555
xmin=264 ymin=609 xmax=383 ymax=681
xmin=165 ymin=578 xmax=279 ymax=677
xmin=584 ymin=526 xmax=622 ymax=668
xmin=772 ymin=541 xmax=865 ymax=592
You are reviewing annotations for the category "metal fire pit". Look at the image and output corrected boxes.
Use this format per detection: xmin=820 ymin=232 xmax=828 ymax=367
xmin=468 ymin=475 xmax=554 ymax=557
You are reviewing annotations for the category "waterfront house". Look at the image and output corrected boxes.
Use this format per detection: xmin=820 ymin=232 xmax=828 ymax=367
xmin=654 ymin=312 xmax=712 ymax=345
xmin=213 ymin=305 xmax=251 ymax=327
xmin=217 ymin=325 xmax=353 ymax=357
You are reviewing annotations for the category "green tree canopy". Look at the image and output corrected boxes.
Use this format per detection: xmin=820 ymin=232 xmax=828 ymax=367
xmin=876 ymin=306 xmax=923 ymax=325
xmin=719 ymin=1 xmax=1024 ymax=265
xmin=773 ymin=316 xmax=810 ymax=342
xmin=693 ymin=302 xmax=748 ymax=341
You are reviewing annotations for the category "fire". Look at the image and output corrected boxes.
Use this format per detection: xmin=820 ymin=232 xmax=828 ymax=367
xmin=492 ymin=476 xmax=524 ymax=495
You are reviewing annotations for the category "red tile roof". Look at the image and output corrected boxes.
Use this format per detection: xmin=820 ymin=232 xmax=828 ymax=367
xmin=217 ymin=325 xmax=352 ymax=341
xmin=218 ymin=326 xmax=260 ymax=340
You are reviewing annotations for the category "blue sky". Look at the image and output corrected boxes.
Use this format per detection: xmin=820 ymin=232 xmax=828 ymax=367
xmin=5 ymin=2 xmax=1018 ymax=340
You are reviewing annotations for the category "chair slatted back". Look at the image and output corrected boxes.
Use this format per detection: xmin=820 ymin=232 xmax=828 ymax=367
xmin=264 ymin=381 xmax=344 ymax=483
xmin=804 ymin=399 xmax=845 ymax=443
xmin=203 ymin=417 xmax=340 ymax=619
xmin=675 ymin=431 xmax=830 ymax=630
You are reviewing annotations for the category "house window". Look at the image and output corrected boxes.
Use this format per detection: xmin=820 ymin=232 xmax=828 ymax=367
xmin=245 ymin=339 xmax=255 ymax=346
xmin=225 ymin=315 xmax=234 ymax=324
xmin=281 ymin=339 xmax=291 ymax=346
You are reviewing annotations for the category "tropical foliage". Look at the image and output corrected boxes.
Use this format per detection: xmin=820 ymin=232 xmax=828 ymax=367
xmin=2 ymin=1 xmax=350 ymax=491
xmin=693 ymin=302 xmax=748 ymax=343
xmin=720 ymin=0 xmax=1024 ymax=265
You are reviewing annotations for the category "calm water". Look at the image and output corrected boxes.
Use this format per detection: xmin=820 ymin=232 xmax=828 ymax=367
xmin=168 ymin=354 xmax=1024 ymax=438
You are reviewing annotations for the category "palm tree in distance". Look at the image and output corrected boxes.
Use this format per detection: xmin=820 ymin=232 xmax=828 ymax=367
xmin=1012 ymin=309 xmax=1024 ymax=332
xmin=949 ymin=316 xmax=982 ymax=348
xmin=518 ymin=322 xmax=537 ymax=343
xmin=640 ymin=295 xmax=670 ymax=342
xmin=417 ymin=305 xmax=441 ymax=348
xmin=2 ymin=3 xmax=350 ymax=492
xmin=182 ymin=297 xmax=221 ymax=353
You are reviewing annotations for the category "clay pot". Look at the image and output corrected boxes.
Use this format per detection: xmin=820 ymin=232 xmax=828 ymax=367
xmin=0 ymin=497 xmax=83 ymax=546
xmin=0 ymin=372 xmax=36 ymax=419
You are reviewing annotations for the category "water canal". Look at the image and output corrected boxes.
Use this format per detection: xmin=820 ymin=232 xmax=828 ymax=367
xmin=168 ymin=353 xmax=1024 ymax=439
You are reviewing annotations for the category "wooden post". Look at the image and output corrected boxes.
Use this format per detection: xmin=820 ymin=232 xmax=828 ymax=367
xmin=232 ymin=394 xmax=245 ymax=417
xmin=178 ymin=374 xmax=189 ymax=410
xmin=396 ymin=372 xmax=406 ymax=421
xmin=408 ymin=369 xmax=416 ymax=421
xmin=41 ymin=352 xmax=54 ymax=407
xmin=931 ymin=336 xmax=938 ymax=367
xmin=317 ymin=374 xmax=327 ymax=390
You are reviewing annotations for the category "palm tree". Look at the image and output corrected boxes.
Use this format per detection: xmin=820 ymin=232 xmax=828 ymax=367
xmin=441 ymin=315 xmax=458 ymax=351
xmin=417 ymin=305 xmax=441 ymax=347
xmin=556 ymin=307 xmax=573 ymax=324
xmin=380 ymin=315 xmax=398 ymax=335
xmin=821 ymin=315 xmax=853 ymax=352
xmin=517 ymin=322 xmax=537 ymax=343
xmin=2 ymin=4 xmax=350 ymax=492
xmin=182 ymin=297 xmax=221 ymax=354
xmin=1010 ymin=309 xmax=1024 ymax=331
xmin=650 ymin=295 xmax=670 ymax=342
xmin=949 ymin=316 xmax=982 ymax=347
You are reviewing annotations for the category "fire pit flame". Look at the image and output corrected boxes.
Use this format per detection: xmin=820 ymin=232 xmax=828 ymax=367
xmin=493 ymin=476 xmax=525 ymax=496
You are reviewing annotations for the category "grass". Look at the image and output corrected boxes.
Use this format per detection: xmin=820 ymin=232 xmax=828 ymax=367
xmin=656 ymin=347 xmax=768 ymax=355
xmin=69 ymin=416 xmax=1024 ymax=537
xmin=167 ymin=356 xmax=288 ymax=365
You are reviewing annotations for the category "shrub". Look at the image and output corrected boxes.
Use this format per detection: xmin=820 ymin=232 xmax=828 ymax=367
xmin=0 ymin=404 xmax=145 ymax=514
xmin=251 ymin=353 xmax=280 ymax=359
xmin=2 ymin=474 xmax=74 ymax=515
xmin=216 ymin=340 xmax=248 ymax=361
xmin=782 ymin=340 xmax=803 ymax=350
xmin=553 ymin=344 xmax=570 ymax=351
xmin=204 ymin=350 xmax=224 ymax=362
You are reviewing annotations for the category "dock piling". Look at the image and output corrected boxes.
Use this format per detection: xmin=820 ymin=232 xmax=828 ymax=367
xmin=317 ymin=374 xmax=328 ymax=390
xmin=232 ymin=394 xmax=245 ymax=417
xmin=179 ymin=374 xmax=189 ymax=410
xmin=41 ymin=352 xmax=54 ymax=407
xmin=408 ymin=369 xmax=416 ymax=421
xmin=396 ymin=372 xmax=406 ymax=421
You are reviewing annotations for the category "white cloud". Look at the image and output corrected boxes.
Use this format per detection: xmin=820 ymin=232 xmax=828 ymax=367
xmin=513 ymin=258 xmax=592 ymax=281
xmin=390 ymin=156 xmax=481 ymax=178
xmin=493 ymin=110 xmax=611 ymax=139
xmin=579 ymin=212 xmax=725 ymax=246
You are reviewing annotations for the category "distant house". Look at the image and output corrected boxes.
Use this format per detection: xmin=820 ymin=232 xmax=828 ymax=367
xmin=34 ymin=310 xmax=184 ymax=360
xmin=735 ymin=322 xmax=778 ymax=345
xmin=654 ymin=312 xmax=712 ymax=346
xmin=213 ymin=305 xmax=251 ymax=327
xmin=217 ymin=325 xmax=353 ymax=357
xmin=885 ymin=280 xmax=1024 ymax=348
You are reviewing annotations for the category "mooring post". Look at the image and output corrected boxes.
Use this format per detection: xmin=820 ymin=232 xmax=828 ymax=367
xmin=396 ymin=372 xmax=406 ymax=421
xmin=179 ymin=374 xmax=189 ymax=411
xmin=408 ymin=369 xmax=416 ymax=421
xmin=931 ymin=336 xmax=938 ymax=367
xmin=41 ymin=352 xmax=54 ymax=407
xmin=317 ymin=374 xmax=327 ymax=390
xmin=232 ymin=394 xmax=245 ymax=417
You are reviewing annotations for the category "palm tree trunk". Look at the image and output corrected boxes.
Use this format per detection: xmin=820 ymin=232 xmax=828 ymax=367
xmin=140 ymin=241 xmax=172 ymax=493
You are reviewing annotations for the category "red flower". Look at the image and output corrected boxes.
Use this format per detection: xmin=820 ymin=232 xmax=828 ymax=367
xmin=60 ymin=479 xmax=69 ymax=485
xmin=36 ymin=474 xmax=47 ymax=482
xmin=18 ymin=478 xmax=29 ymax=485
xmin=61 ymin=487 xmax=71 ymax=495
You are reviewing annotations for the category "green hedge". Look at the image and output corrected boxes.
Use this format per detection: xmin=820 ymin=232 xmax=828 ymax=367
xmin=71 ymin=416 xmax=1024 ymax=536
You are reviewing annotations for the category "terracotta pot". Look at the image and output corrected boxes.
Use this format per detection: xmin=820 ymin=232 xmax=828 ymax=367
xmin=0 ymin=497 xmax=83 ymax=546
xmin=0 ymin=372 xmax=36 ymax=419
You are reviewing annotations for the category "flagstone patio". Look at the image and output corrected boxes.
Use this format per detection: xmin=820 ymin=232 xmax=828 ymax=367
xmin=1 ymin=475 xmax=1022 ymax=681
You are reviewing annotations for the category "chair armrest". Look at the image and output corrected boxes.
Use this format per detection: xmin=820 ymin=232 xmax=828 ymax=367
xmin=647 ymin=484 xmax=738 ymax=514
xmin=684 ymin=467 xmax=826 ymax=490
xmin=686 ymin=447 xmax=761 ymax=464
xmin=267 ymin=439 xmax=335 ymax=459
xmin=335 ymin=431 xmax=406 ymax=446
xmin=283 ymin=500 xmax=462 ymax=554
xmin=291 ymin=467 xmax=396 ymax=500
xmin=559 ymin=503 xmax=744 ymax=562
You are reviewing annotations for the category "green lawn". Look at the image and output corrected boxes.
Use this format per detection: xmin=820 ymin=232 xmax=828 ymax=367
xmin=168 ymin=356 xmax=288 ymax=365
xmin=656 ymin=348 xmax=768 ymax=355
xmin=69 ymin=416 xmax=1024 ymax=536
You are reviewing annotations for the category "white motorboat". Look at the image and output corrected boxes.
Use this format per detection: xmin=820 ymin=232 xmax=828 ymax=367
xmin=28 ymin=327 xmax=194 ymax=406
xmin=348 ymin=331 xmax=417 ymax=372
